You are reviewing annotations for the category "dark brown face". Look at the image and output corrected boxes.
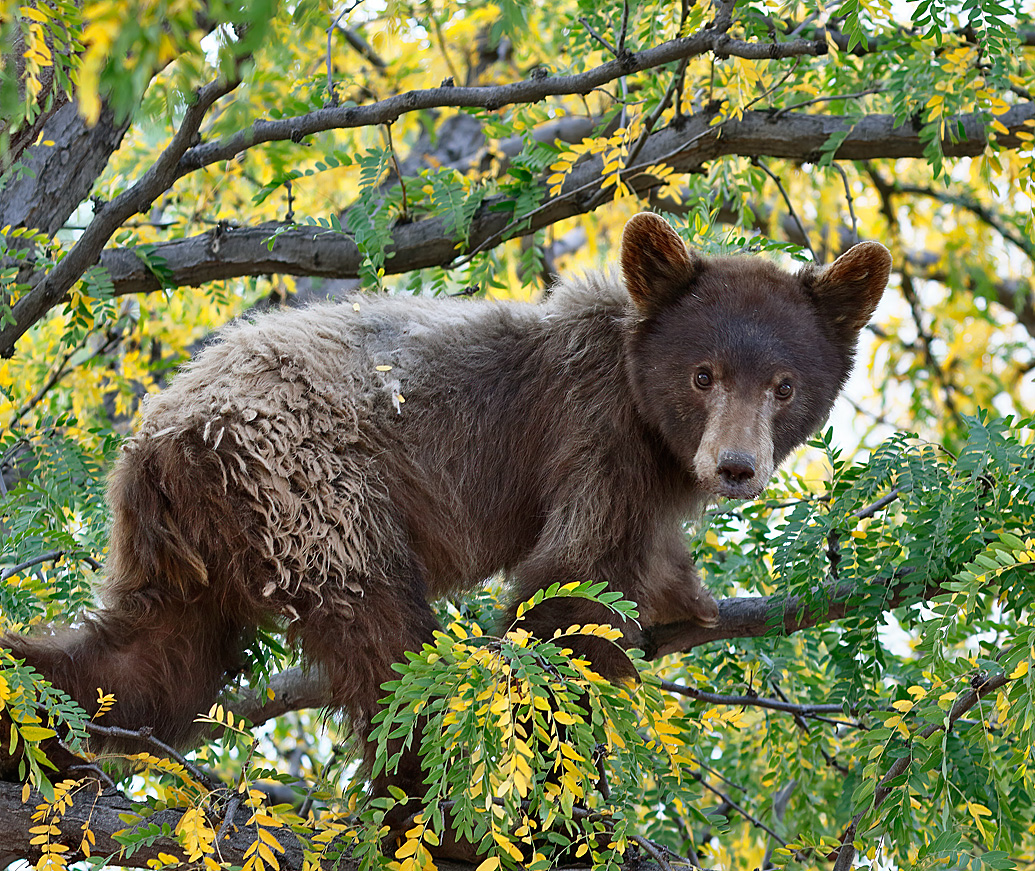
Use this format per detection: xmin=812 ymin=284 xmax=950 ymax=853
xmin=628 ymin=270 xmax=847 ymax=500
xmin=619 ymin=212 xmax=891 ymax=503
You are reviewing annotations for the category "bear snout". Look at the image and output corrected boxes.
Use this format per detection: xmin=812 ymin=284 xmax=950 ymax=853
xmin=717 ymin=450 xmax=756 ymax=485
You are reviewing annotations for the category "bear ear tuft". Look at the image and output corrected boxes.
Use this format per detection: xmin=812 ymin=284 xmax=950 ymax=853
xmin=621 ymin=213 xmax=701 ymax=315
xmin=806 ymin=241 xmax=892 ymax=338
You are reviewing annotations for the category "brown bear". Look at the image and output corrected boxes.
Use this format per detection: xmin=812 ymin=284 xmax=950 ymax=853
xmin=2 ymin=212 xmax=890 ymax=796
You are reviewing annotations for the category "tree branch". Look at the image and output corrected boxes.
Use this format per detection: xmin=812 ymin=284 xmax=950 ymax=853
xmin=44 ymin=102 xmax=1034 ymax=311
xmin=0 ymin=101 xmax=132 ymax=237
xmin=173 ymin=28 xmax=826 ymax=178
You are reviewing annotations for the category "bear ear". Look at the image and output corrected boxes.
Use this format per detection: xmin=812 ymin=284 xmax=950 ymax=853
xmin=806 ymin=241 xmax=892 ymax=338
xmin=621 ymin=212 xmax=701 ymax=315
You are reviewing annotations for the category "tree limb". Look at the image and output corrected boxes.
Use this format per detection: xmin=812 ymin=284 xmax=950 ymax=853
xmin=0 ymin=101 xmax=132 ymax=237
xmin=173 ymin=27 xmax=827 ymax=178
xmin=42 ymin=102 xmax=1035 ymax=310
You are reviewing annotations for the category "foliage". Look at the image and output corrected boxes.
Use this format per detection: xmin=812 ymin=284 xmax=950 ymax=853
xmin=0 ymin=0 xmax=1034 ymax=867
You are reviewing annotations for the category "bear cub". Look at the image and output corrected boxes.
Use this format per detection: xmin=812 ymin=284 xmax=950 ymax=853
xmin=3 ymin=212 xmax=890 ymax=795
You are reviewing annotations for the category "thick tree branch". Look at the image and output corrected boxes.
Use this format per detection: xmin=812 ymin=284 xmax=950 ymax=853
xmin=0 ymin=101 xmax=132 ymax=237
xmin=60 ymin=102 xmax=1035 ymax=307
xmin=227 ymin=571 xmax=933 ymax=730
xmin=642 ymin=573 xmax=933 ymax=659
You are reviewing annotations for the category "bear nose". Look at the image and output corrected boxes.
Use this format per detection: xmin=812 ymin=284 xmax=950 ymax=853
xmin=717 ymin=451 xmax=756 ymax=484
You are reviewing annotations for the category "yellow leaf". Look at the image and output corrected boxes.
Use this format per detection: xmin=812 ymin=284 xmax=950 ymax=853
xmin=18 ymin=726 xmax=57 ymax=742
xmin=395 ymin=837 xmax=421 ymax=859
xmin=1010 ymin=660 xmax=1029 ymax=680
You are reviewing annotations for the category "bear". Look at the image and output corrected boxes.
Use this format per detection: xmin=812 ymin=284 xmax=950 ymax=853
xmin=1 ymin=212 xmax=890 ymax=799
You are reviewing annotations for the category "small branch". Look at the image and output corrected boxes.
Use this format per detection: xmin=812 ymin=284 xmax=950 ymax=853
xmin=894 ymin=183 xmax=1035 ymax=262
xmin=339 ymin=27 xmax=388 ymax=71
xmin=84 ymin=721 xmax=225 ymax=794
xmin=1 ymin=550 xmax=102 ymax=583
xmin=774 ymin=87 xmax=880 ymax=117
xmin=1 ymin=550 xmax=65 ymax=583
xmin=659 ymin=679 xmax=850 ymax=719
xmin=690 ymin=768 xmax=786 ymax=845
xmin=769 ymin=681 xmax=852 ymax=774
xmin=868 ymin=167 xmax=963 ymax=429
xmin=579 ymin=17 xmax=618 ymax=56
xmin=428 ymin=10 xmax=462 ymax=85
xmin=383 ymin=123 xmax=409 ymax=221
xmin=8 ymin=327 xmax=124 ymax=428
xmin=325 ymin=3 xmax=365 ymax=104
xmin=626 ymin=57 xmax=690 ymax=169
xmin=853 ymin=486 xmax=901 ymax=520
xmin=832 ymin=162 xmax=859 ymax=245
xmin=752 ymin=156 xmax=816 ymax=261
xmin=831 ymin=671 xmax=1013 ymax=870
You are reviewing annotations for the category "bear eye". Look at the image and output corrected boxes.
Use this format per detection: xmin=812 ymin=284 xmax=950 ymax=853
xmin=694 ymin=369 xmax=713 ymax=389
xmin=775 ymin=380 xmax=794 ymax=400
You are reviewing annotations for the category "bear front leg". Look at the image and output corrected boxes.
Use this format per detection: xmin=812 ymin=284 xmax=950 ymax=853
xmin=639 ymin=534 xmax=720 ymax=630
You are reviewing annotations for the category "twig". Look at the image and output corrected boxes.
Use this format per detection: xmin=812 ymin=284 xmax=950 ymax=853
xmin=690 ymin=768 xmax=787 ymax=844
xmin=579 ymin=17 xmax=618 ymax=55
xmin=832 ymin=162 xmax=859 ymax=245
xmin=326 ymin=3 xmax=366 ymax=105
xmin=853 ymin=487 xmax=901 ymax=520
xmin=769 ymin=681 xmax=851 ymax=774
xmin=773 ymin=87 xmax=880 ymax=117
xmin=626 ymin=57 xmax=690 ymax=169
xmin=893 ymin=183 xmax=1035 ymax=261
xmin=692 ymin=755 xmax=749 ymax=794
xmin=659 ymin=679 xmax=866 ymax=729
xmin=8 ymin=327 xmax=124 ymax=429
xmin=618 ymin=1 xmax=630 ymax=53
xmin=867 ymin=167 xmax=964 ymax=429
xmin=383 ymin=123 xmax=409 ymax=220
xmin=84 ymin=721 xmax=225 ymax=794
xmin=1 ymin=549 xmax=102 ymax=583
xmin=752 ymin=156 xmax=816 ymax=261
xmin=428 ymin=9 xmax=461 ymax=85
xmin=660 ymin=679 xmax=845 ymax=716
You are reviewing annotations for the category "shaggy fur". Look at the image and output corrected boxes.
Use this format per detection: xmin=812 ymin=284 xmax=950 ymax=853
xmin=2 ymin=214 xmax=890 ymax=793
